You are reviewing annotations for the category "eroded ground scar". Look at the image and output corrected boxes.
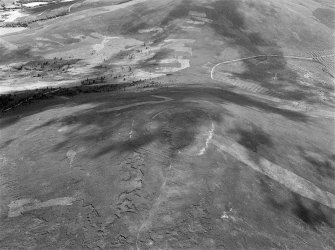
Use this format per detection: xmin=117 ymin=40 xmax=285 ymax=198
xmin=198 ymin=122 xmax=215 ymax=156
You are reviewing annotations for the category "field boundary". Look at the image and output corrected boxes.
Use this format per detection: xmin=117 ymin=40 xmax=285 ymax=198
xmin=210 ymin=54 xmax=335 ymax=80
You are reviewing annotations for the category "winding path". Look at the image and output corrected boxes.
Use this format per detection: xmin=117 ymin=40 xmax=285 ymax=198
xmin=210 ymin=54 xmax=335 ymax=80
xmin=68 ymin=2 xmax=77 ymax=13
xmin=38 ymin=10 xmax=46 ymax=16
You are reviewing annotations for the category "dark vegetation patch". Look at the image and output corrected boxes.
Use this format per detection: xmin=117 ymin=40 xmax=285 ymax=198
xmin=118 ymin=1 xmax=186 ymax=46
xmin=229 ymin=123 xmax=275 ymax=164
xmin=113 ymin=49 xmax=134 ymax=60
xmin=120 ymin=3 xmax=165 ymax=35
xmin=302 ymin=153 xmax=335 ymax=180
xmin=116 ymin=0 xmax=133 ymax=5
xmin=191 ymin=0 xmax=273 ymax=53
xmin=234 ymin=125 xmax=273 ymax=153
xmin=81 ymin=76 xmax=107 ymax=86
xmin=210 ymin=3 xmax=330 ymax=103
xmin=13 ymin=57 xmax=80 ymax=72
xmin=0 ymin=84 xmax=119 ymax=114
xmin=23 ymin=0 xmax=79 ymax=14
xmin=0 ymin=138 xmax=15 ymax=149
xmin=313 ymin=8 xmax=335 ymax=29
xmin=158 ymin=109 xmax=211 ymax=151
xmin=205 ymin=0 xmax=271 ymax=52
xmin=259 ymin=175 xmax=335 ymax=229
xmin=2 ymin=8 xmax=68 ymax=27
xmin=160 ymin=0 xmax=191 ymax=26
xmin=0 ymin=47 xmax=32 ymax=65
xmin=1 ymin=85 xmax=309 ymax=134
xmin=45 ymin=86 xmax=307 ymax=157
xmin=156 ymin=0 xmax=315 ymax=102
xmin=137 ymin=48 xmax=173 ymax=69
xmin=234 ymin=57 xmax=291 ymax=83
xmin=122 ymin=22 xmax=147 ymax=34
xmin=313 ymin=0 xmax=335 ymax=9
xmin=202 ymin=1 xmax=301 ymax=100
xmin=3 ymin=57 xmax=81 ymax=78
xmin=231 ymin=56 xmax=317 ymax=101
xmin=150 ymin=26 xmax=176 ymax=45
xmin=202 ymin=1 xmax=329 ymax=103
xmin=124 ymin=0 xmax=274 ymax=54
xmin=55 ymin=104 xmax=222 ymax=158
xmin=0 ymin=79 xmax=161 ymax=115
xmin=146 ymin=48 xmax=173 ymax=62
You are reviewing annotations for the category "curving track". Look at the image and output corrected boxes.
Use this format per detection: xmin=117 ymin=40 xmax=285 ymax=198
xmin=210 ymin=54 xmax=335 ymax=80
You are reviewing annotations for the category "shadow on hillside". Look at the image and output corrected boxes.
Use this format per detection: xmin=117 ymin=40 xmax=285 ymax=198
xmin=259 ymin=175 xmax=335 ymax=230
xmin=136 ymin=0 xmax=329 ymax=104
xmin=0 ymin=86 xmax=309 ymax=131
xmin=0 ymin=138 xmax=15 ymax=150
xmin=313 ymin=8 xmax=335 ymax=29
xmin=0 ymin=47 xmax=33 ymax=65
xmin=72 ymin=0 xmax=331 ymax=105
xmin=301 ymin=151 xmax=335 ymax=180
xmin=43 ymin=87 xmax=307 ymax=158
xmin=234 ymin=125 xmax=273 ymax=153
xmin=92 ymin=106 xmax=222 ymax=158
xmin=204 ymin=1 xmax=322 ymax=103
xmin=23 ymin=0 xmax=82 ymax=14
xmin=0 ymin=86 xmax=309 ymax=158
xmin=229 ymin=123 xmax=276 ymax=164
xmin=138 ymin=48 xmax=174 ymax=70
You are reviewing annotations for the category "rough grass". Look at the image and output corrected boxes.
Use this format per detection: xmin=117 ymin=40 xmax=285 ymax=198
xmin=313 ymin=8 xmax=335 ymax=29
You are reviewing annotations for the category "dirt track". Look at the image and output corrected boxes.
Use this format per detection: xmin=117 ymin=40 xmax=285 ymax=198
xmin=211 ymin=53 xmax=335 ymax=80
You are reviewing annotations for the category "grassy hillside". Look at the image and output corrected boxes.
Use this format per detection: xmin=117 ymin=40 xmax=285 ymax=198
xmin=0 ymin=0 xmax=334 ymax=249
